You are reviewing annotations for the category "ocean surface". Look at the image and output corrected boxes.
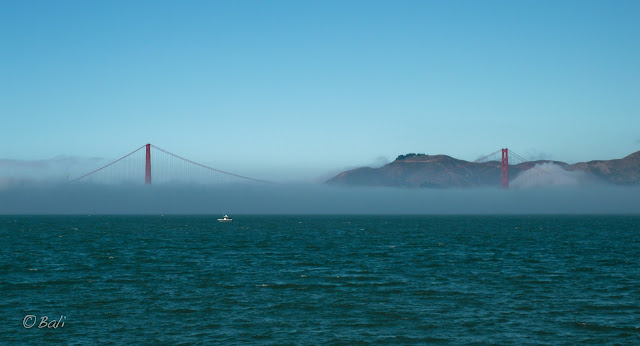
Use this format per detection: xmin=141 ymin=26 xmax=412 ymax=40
xmin=1 ymin=215 xmax=639 ymax=344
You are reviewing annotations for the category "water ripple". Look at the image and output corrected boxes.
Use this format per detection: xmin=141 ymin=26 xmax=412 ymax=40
xmin=1 ymin=215 xmax=639 ymax=343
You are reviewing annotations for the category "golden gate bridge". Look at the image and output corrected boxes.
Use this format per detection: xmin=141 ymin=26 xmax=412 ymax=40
xmin=473 ymin=148 xmax=549 ymax=189
xmin=70 ymin=144 xmax=271 ymax=185
xmin=69 ymin=144 xmax=548 ymax=188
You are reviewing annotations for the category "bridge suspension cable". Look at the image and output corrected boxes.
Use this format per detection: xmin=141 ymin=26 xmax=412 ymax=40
xmin=474 ymin=150 xmax=502 ymax=163
xmin=509 ymin=150 xmax=550 ymax=175
xmin=69 ymin=144 xmax=147 ymax=183
xmin=150 ymin=145 xmax=271 ymax=184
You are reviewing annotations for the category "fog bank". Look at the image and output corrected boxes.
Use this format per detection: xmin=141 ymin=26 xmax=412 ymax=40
xmin=1 ymin=183 xmax=639 ymax=215
xmin=511 ymin=163 xmax=592 ymax=188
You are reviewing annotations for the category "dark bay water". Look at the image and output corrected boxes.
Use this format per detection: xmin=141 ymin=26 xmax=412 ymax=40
xmin=1 ymin=215 xmax=639 ymax=344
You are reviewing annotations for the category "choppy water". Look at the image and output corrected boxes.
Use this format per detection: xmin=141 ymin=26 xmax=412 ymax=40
xmin=1 ymin=215 xmax=639 ymax=344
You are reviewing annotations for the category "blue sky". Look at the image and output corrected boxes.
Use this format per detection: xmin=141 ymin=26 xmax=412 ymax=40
xmin=2 ymin=0 xmax=639 ymax=181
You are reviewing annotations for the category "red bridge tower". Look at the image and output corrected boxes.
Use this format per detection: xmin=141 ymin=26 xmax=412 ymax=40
xmin=145 ymin=143 xmax=151 ymax=184
xmin=501 ymin=148 xmax=509 ymax=189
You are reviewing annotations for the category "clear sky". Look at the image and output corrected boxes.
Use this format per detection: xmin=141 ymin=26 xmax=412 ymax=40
xmin=2 ymin=0 xmax=639 ymax=181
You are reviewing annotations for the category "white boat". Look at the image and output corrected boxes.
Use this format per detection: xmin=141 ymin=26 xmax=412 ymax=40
xmin=217 ymin=214 xmax=233 ymax=222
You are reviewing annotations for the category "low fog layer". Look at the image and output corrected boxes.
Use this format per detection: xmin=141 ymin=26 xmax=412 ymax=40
xmin=1 ymin=183 xmax=639 ymax=215
xmin=510 ymin=163 xmax=592 ymax=188
xmin=0 ymin=156 xmax=108 ymax=186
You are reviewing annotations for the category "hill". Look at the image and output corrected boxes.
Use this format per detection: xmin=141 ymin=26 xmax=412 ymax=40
xmin=566 ymin=151 xmax=640 ymax=185
xmin=326 ymin=151 xmax=640 ymax=188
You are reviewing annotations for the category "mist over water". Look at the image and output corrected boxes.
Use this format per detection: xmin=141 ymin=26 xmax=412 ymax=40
xmin=1 ymin=182 xmax=639 ymax=215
